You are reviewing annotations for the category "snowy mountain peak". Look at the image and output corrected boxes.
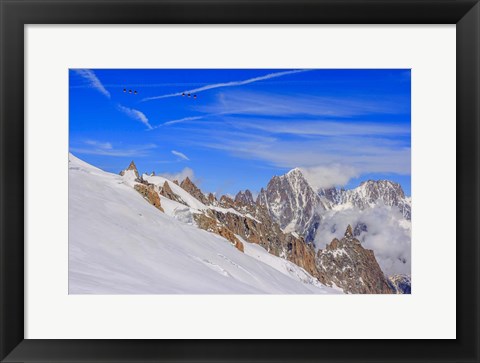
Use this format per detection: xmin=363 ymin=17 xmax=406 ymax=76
xmin=257 ymin=168 xmax=322 ymax=242
xmin=319 ymin=179 xmax=411 ymax=220
xmin=286 ymin=167 xmax=303 ymax=177
xmin=357 ymin=179 xmax=406 ymax=200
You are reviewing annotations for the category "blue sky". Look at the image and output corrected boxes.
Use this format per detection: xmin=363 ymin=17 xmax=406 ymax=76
xmin=69 ymin=69 xmax=411 ymax=196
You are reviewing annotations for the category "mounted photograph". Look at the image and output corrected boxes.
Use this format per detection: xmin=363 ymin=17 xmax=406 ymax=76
xmin=69 ymin=68 xmax=411 ymax=294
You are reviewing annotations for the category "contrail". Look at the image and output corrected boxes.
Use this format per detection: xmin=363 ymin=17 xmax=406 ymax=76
xmin=141 ymin=69 xmax=311 ymax=102
xmin=73 ymin=69 xmax=110 ymax=98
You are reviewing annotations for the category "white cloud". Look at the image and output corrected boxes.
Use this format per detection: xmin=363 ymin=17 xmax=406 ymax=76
xmin=117 ymin=104 xmax=152 ymax=129
xmin=314 ymin=205 xmax=411 ymax=276
xmin=159 ymin=168 xmax=194 ymax=182
xmin=230 ymin=118 xmax=410 ymax=137
xmin=73 ymin=69 xmax=110 ymax=98
xmin=300 ymin=165 xmax=359 ymax=189
xmin=195 ymin=90 xmax=409 ymax=118
xmin=171 ymin=150 xmax=189 ymax=161
xmin=84 ymin=140 xmax=113 ymax=150
xmin=194 ymin=134 xmax=411 ymax=177
xmin=162 ymin=116 xmax=205 ymax=127
xmin=141 ymin=69 xmax=311 ymax=102
xmin=71 ymin=140 xmax=156 ymax=157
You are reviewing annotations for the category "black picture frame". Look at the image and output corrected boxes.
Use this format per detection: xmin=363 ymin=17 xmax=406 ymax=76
xmin=1 ymin=0 xmax=479 ymax=362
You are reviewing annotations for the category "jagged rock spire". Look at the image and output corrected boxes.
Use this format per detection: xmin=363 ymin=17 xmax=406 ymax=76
xmin=316 ymin=226 xmax=394 ymax=294
xmin=219 ymin=195 xmax=235 ymax=209
xmin=180 ymin=177 xmax=208 ymax=204
xmin=120 ymin=160 xmax=139 ymax=179
xmin=235 ymin=189 xmax=254 ymax=206
xmin=345 ymin=225 xmax=354 ymax=238
xmin=159 ymin=181 xmax=186 ymax=205
xmin=127 ymin=160 xmax=137 ymax=171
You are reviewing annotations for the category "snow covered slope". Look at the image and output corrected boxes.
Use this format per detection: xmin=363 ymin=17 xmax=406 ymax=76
xmin=68 ymin=154 xmax=339 ymax=294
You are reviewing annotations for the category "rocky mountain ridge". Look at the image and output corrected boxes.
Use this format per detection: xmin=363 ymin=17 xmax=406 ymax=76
xmin=256 ymin=168 xmax=411 ymax=246
xmin=319 ymin=180 xmax=411 ymax=219
xmin=119 ymin=161 xmax=409 ymax=294
xmin=315 ymin=225 xmax=393 ymax=294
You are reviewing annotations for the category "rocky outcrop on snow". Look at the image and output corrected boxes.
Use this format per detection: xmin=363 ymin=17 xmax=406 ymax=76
xmin=134 ymin=183 xmax=164 ymax=212
xmin=315 ymin=225 xmax=393 ymax=294
xmin=200 ymin=205 xmax=319 ymax=278
xmin=194 ymin=213 xmax=244 ymax=252
xmin=158 ymin=181 xmax=186 ymax=205
xmin=180 ymin=177 xmax=209 ymax=204
xmin=388 ymin=274 xmax=411 ymax=294
xmin=119 ymin=161 xmax=139 ymax=179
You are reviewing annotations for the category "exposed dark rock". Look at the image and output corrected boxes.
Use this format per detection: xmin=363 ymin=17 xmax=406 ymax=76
xmin=134 ymin=184 xmax=164 ymax=212
xmin=180 ymin=177 xmax=208 ymax=204
xmin=159 ymin=181 xmax=186 ymax=205
xmin=256 ymin=168 xmax=322 ymax=243
xmin=219 ymin=195 xmax=235 ymax=209
xmin=235 ymin=189 xmax=254 ymax=206
xmin=315 ymin=225 xmax=394 ymax=294
xmin=207 ymin=193 xmax=218 ymax=206
xmin=193 ymin=214 xmax=244 ymax=252
xmin=119 ymin=160 xmax=140 ymax=179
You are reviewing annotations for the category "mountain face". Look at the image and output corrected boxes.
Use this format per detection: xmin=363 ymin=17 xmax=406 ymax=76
xmin=234 ymin=190 xmax=255 ymax=211
xmin=112 ymin=159 xmax=409 ymax=294
xmin=257 ymin=168 xmax=323 ymax=243
xmin=256 ymin=170 xmax=411 ymax=247
xmin=316 ymin=226 xmax=393 ymax=294
xmin=256 ymin=169 xmax=411 ymax=250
